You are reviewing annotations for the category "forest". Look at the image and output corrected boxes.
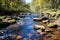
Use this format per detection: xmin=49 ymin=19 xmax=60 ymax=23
xmin=0 ymin=0 xmax=29 ymax=11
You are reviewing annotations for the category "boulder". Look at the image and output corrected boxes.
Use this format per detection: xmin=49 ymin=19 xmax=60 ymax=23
xmin=33 ymin=18 xmax=42 ymax=21
xmin=34 ymin=25 xmax=45 ymax=30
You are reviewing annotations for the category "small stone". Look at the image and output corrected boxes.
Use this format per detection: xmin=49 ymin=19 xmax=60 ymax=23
xmin=16 ymin=35 xmax=22 ymax=39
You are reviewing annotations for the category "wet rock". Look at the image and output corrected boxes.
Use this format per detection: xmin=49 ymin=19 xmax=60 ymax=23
xmin=16 ymin=35 xmax=22 ymax=39
xmin=42 ymin=20 xmax=48 ymax=23
xmin=48 ymin=23 xmax=55 ymax=27
xmin=7 ymin=20 xmax=16 ymax=23
xmin=3 ymin=16 xmax=7 ymax=19
xmin=42 ymin=17 xmax=48 ymax=20
xmin=37 ymin=30 xmax=46 ymax=35
xmin=20 ymin=15 xmax=25 ymax=18
xmin=48 ymin=23 xmax=58 ymax=28
xmin=42 ymin=20 xmax=48 ymax=24
xmin=34 ymin=25 xmax=45 ymax=30
xmin=45 ymin=29 xmax=53 ymax=33
xmin=50 ymin=25 xmax=58 ymax=28
xmin=33 ymin=18 xmax=42 ymax=21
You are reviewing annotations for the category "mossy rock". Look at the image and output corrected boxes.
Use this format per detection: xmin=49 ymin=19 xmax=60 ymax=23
xmin=48 ymin=23 xmax=58 ymax=28
xmin=49 ymin=25 xmax=58 ymax=28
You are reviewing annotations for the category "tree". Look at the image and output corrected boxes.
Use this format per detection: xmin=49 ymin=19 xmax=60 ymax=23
xmin=30 ymin=0 xmax=60 ymax=13
xmin=0 ymin=0 xmax=29 ymax=11
xmin=30 ymin=0 xmax=42 ymax=12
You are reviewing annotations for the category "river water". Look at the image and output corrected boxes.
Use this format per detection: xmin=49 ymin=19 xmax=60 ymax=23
xmin=16 ymin=14 xmax=39 ymax=40
xmin=0 ymin=13 xmax=41 ymax=40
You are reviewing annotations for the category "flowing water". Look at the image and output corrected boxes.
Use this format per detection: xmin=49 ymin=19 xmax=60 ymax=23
xmin=0 ymin=13 xmax=41 ymax=40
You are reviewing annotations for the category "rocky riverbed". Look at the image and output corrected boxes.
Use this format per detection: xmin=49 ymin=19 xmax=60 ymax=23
xmin=0 ymin=13 xmax=60 ymax=40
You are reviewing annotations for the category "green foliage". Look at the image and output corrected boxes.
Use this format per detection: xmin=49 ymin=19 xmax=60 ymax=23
xmin=0 ymin=0 xmax=29 ymax=11
xmin=30 ymin=0 xmax=42 ymax=12
xmin=35 ymin=6 xmax=40 ymax=12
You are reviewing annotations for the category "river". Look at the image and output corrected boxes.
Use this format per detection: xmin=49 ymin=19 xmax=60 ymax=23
xmin=0 ymin=13 xmax=41 ymax=40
